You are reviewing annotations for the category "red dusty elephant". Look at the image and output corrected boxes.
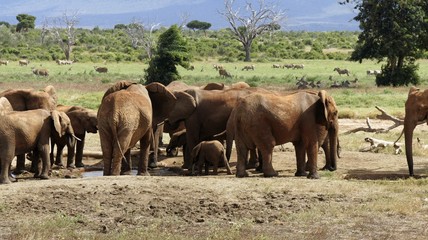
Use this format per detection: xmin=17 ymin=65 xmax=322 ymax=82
xmin=97 ymin=81 xmax=195 ymax=176
xmin=403 ymin=87 xmax=428 ymax=176
xmin=232 ymin=90 xmax=339 ymax=179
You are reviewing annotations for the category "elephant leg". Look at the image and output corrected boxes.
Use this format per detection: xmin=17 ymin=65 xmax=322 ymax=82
xmin=137 ymin=132 xmax=151 ymax=176
xmin=30 ymin=151 xmax=40 ymax=174
xmin=306 ymin=143 xmax=320 ymax=179
xmin=100 ymin=131 xmax=113 ymax=176
xmin=66 ymin=144 xmax=76 ymax=169
xmin=246 ymin=149 xmax=259 ymax=169
xmin=74 ymin=137 xmax=85 ymax=168
xmin=13 ymin=154 xmax=26 ymax=174
xmin=261 ymin=148 xmax=277 ymax=178
xmin=149 ymin=126 xmax=161 ymax=168
xmin=235 ymin=143 xmax=249 ymax=177
xmin=121 ymin=149 xmax=132 ymax=175
xmin=0 ymin=152 xmax=14 ymax=184
xmin=320 ymin=139 xmax=332 ymax=171
xmin=213 ymin=160 xmax=219 ymax=175
xmin=204 ymin=159 xmax=210 ymax=175
xmin=38 ymin=145 xmax=51 ymax=180
xmin=294 ymin=141 xmax=307 ymax=177
xmin=55 ymin=144 xmax=65 ymax=167
xmin=255 ymin=149 xmax=263 ymax=172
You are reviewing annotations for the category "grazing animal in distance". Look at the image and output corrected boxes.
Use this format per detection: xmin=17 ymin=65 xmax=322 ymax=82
xmin=242 ymin=65 xmax=255 ymax=71
xmin=94 ymin=66 xmax=108 ymax=73
xmin=32 ymin=68 xmax=49 ymax=76
xmin=219 ymin=69 xmax=232 ymax=78
xmin=0 ymin=60 xmax=9 ymax=66
xmin=272 ymin=64 xmax=281 ymax=68
xmin=333 ymin=67 xmax=350 ymax=76
xmin=18 ymin=59 xmax=30 ymax=66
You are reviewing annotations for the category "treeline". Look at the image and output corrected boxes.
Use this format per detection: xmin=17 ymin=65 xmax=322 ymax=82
xmin=0 ymin=24 xmax=361 ymax=63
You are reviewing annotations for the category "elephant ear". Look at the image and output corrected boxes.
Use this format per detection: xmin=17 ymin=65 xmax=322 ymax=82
xmin=317 ymin=90 xmax=329 ymax=126
xmin=51 ymin=110 xmax=63 ymax=137
xmin=102 ymin=81 xmax=136 ymax=100
xmin=0 ymin=97 xmax=13 ymax=114
xmin=146 ymin=82 xmax=177 ymax=124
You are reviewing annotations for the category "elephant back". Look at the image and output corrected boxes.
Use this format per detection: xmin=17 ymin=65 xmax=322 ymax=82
xmin=102 ymin=81 xmax=136 ymax=100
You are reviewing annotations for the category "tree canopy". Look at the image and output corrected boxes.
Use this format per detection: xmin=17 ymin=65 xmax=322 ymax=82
xmin=144 ymin=25 xmax=190 ymax=86
xmin=350 ymin=0 xmax=428 ymax=86
xmin=219 ymin=0 xmax=285 ymax=62
xmin=16 ymin=14 xmax=36 ymax=32
xmin=186 ymin=20 xmax=212 ymax=32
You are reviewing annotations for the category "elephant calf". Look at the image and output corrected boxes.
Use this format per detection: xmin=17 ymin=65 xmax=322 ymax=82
xmin=191 ymin=140 xmax=233 ymax=176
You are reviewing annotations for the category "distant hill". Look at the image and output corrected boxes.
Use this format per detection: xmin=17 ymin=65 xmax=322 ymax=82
xmin=0 ymin=0 xmax=359 ymax=31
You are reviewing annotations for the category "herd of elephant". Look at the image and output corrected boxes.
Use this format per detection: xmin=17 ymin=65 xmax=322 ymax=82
xmin=0 ymin=81 xmax=426 ymax=184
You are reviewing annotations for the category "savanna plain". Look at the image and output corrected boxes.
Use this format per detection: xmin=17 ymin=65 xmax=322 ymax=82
xmin=1 ymin=59 xmax=428 ymax=240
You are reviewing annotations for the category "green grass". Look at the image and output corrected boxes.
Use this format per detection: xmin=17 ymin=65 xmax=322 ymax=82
xmin=1 ymin=59 xmax=428 ymax=117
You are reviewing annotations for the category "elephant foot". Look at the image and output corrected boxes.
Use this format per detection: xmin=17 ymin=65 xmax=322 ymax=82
xmin=0 ymin=178 xmax=12 ymax=184
xmin=236 ymin=170 xmax=249 ymax=178
xmin=38 ymin=174 xmax=49 ymax=180
xmin=121 ymin=170 xmax=132 ymax=175
xmin=321 ymin=165 xmax=336 ymax=171
xmin=75 ymin=162 xmax=85 ymax=168
xmin=263 ymin=171 xmax=278 ymax=178
xmin=295 ymin=170 xmax=308 ymax=177
xmin=246 ymin=161 xmax=259 ymax=170
xmin=55 ymin=161 xmax=64 ymax=167
xmin=307 ymin=172 xmax=320 ymax=179
xmin=137 ymin=171 xmax=151 ymax=176
xmin=12 ymin=168 xmax=26 ymax=175
xmin=67 ymin=164 xmax=76 ymax=169
xmin=181 ymin=163 xmax=192 ymax=169
xmin=166 ymin=148 xmax=178 ymax=157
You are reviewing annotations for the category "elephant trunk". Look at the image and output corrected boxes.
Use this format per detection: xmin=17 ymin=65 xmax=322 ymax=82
xmin=404 ymin=120 xmax=416 ymax=176
xmin=329 ymin=128 xmax=338 ymax=170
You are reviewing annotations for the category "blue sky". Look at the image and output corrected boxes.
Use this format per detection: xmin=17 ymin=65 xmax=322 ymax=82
xmin=0 ymin=0 xmax=359 ymax=31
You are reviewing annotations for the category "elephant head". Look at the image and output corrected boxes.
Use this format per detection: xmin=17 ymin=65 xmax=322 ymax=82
xmin=317 ymin=90 xmax=339 ymax=171
xmin=67 ymin=109 xmax=98 ymax=135
xmin=404 ymin=87 xmax=428 ymax=176
xmin=164 ymin=89 xmax=197 ymax=129
xmin=51 ymin=110 xmax=77 ymax=149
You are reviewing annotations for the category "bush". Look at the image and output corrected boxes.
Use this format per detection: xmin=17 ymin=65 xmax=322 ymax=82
xmin=375 ymin=63 xmax=420 ymax=86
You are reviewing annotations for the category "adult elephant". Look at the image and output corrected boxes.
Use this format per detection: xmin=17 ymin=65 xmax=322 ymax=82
xmin=0 ymin=109 xmax=76 ymax=184
xmin=166 ymin=87 xmax=269 ymax=169
xmin=51 ymin=105 xmax=98 ymax=168
xmin=403 ymin=87 xmax=428 ymax=176
xmin=232 ymin=90 xmax=339 ymax=179
xmin=0 ymin=85 xmax=58 ymax=173
xmin=98 ymin=81 xmax=194 ymax=176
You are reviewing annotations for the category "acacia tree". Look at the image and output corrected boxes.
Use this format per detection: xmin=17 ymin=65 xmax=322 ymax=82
xmin=49 ymin=11 xmax=79 ymax=60
xmin=348 ymin=0 xmax=428 ymax=86
xmin=16 ymin=14 xmax=36 ymax=32
xmin=144 ymin=25 xmax=190 ymax=85
xmin=219 ymin=0 xmax=285 ymax=62
xmin=186 ymin=20 xmax=212 ymax=36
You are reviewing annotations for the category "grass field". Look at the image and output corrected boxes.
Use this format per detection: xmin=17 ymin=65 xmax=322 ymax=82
xmin=1 ymin=59 xmax=428 ymax=118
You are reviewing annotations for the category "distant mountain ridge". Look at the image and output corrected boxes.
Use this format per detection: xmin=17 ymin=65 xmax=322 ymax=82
xmin=0 ymin=0 xmax=359 ymax=31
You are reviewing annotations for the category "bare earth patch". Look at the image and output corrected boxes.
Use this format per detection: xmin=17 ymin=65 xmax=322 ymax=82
xmin=1 ymin=119 xmax=428 ymax=239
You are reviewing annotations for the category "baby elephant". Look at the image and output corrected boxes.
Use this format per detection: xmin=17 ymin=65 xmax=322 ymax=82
xmin=191 ymin=140 xmax=233 ymax=175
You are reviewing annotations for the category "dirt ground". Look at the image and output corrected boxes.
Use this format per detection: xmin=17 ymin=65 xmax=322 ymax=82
xmin=1 ymin=119 xmax=428 ymax=239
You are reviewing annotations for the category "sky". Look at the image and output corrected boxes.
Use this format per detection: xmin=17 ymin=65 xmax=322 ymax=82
xmin=0 ymin=0 xmax=359 ymax=31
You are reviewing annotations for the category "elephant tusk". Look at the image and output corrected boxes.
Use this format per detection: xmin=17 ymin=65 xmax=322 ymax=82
xmin=72 ymin=134 xmax=82 ymax=142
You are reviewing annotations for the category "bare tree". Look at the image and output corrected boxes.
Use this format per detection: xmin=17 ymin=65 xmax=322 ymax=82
xmin=219 ymin=0 xmax=286 ymax=62
xmin=40 ymin=17 xmax=49 ymax=45
xmin=125 ymin=19 xmax=160 ymax=59
xmin=49 ymin=11 xmax=79 ymax=60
